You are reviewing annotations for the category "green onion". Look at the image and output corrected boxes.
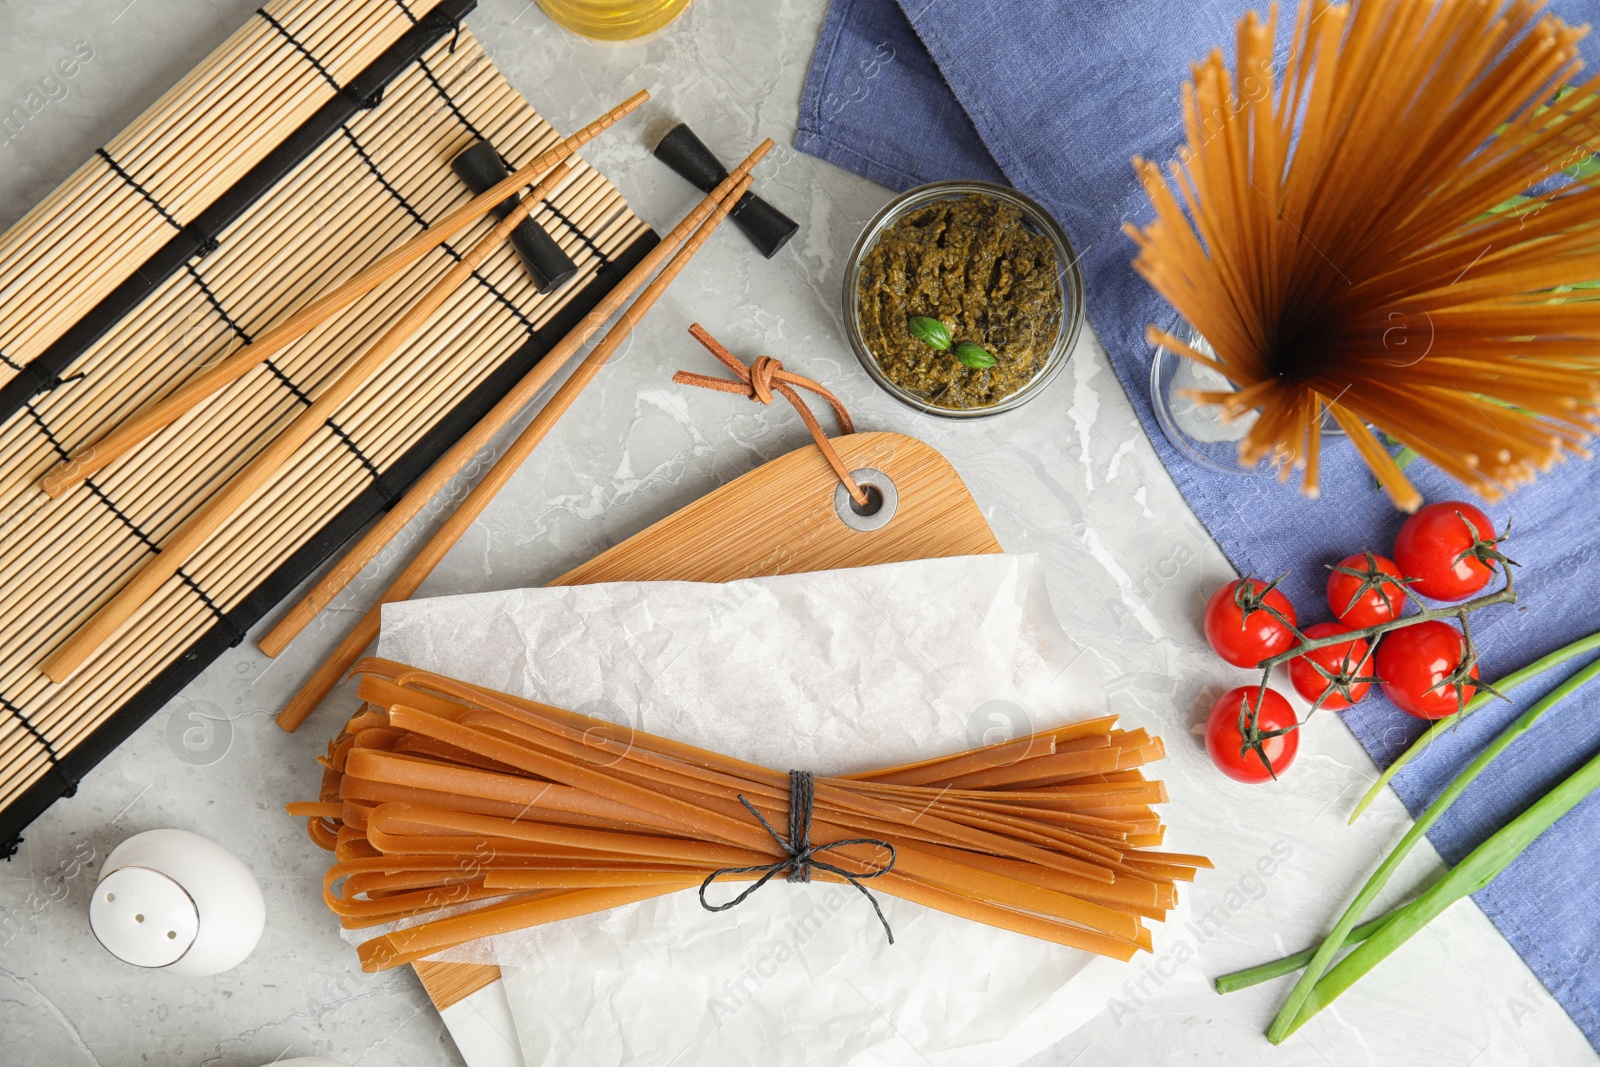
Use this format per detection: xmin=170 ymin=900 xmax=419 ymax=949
xmin=1267 ymin=652 xmax=1600 ymax=1043
xmin=1281 ymin=743 xmax=1600 ymax=1038
xmin=1350 ymin=629 xmax=1600 ymax=823
xmin=1212 ymin=906 xmax=1405 ymax=993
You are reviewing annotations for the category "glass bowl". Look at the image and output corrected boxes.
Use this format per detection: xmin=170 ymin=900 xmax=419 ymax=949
xmin=842 ymin=180 xmax=1085 ymax=418
xmin=1149 ymin=325 xmax=1346 ymax=476
xmin=535 ymin=0 xmax=691 ymax=39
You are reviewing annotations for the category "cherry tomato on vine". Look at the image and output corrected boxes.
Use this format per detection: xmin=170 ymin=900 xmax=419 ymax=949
xmin=1326 ymin=552 xmax=1408 ymax=628
xmin=1203 ymin=578 xmax=1298 ymax=668
xmin=1287 ymin=622 xmax=1373 ymax=711
xmin=1205 ymin=686 xmax=1300 ymax=783
xmin=1375 ymin=620 xmax=1479 ymax=719
xmin=1393 ymin=502 xmax=1508 ymax=601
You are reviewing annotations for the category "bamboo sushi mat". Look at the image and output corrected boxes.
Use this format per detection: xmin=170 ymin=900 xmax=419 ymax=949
xmin=0 ymin=0 xmax=657 ymax=846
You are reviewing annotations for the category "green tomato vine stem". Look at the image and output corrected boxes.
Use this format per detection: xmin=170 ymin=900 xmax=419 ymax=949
xmin=1241 ymin=566 xmax=1517 ymax=759
xmin=1258 ymin=566 xmax=1516 ymax=674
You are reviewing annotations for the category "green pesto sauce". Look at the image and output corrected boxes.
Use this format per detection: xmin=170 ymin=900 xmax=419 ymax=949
xmin=856 ymin=194 xmax=1063 ymax=409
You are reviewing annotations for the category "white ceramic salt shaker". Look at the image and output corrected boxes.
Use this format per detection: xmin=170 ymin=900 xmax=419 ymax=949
xmin=89 ymin=828 xmax=265 ymax=976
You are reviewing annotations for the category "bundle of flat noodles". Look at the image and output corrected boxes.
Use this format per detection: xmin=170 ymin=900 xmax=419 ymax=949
xmin=287 ymin=660 xmax=1210 ymax=972
xmin=1127 ymin=0 xmax=1600 ymax=510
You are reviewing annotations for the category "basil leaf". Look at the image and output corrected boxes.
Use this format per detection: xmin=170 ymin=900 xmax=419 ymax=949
xmin=954 ymin=341 xmax=997 ymax=369
xmin=907 ymin=316 xmax=952 ymax=350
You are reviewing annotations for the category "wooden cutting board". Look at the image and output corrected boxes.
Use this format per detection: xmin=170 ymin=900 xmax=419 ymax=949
xmin=411 ymin=430 xmax=1002 ymax=1011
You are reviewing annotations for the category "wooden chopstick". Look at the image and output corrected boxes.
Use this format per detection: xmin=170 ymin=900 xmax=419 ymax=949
xmin=37 ymin=89 xmax=650 ymax=499
xmin=273 ymin=146 xmax=767 ymax=731
xmin=256 ymin=137 xmax=774 ymax=660
xmin=38 ymin=159 xmax=581 ymax=684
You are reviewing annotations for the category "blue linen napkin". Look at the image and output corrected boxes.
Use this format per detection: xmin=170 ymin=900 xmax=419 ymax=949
xmin=797 ymin=0 xmax=1600 ymax=1047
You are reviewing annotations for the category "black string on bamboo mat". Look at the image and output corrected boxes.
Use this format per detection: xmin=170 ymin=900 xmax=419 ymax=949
xmin=86 ymin=479 xmax=244 ymax=643
xmin=23 ymin=400 xmax=75 ymax=459
xmin=340 ymin=124 xmax=540 ymax=336
xmin=2 ymin=693 xmax=62 ymax=768
xmin=92 ymin=482 xmax=240 ymax=642
xmin=184 ymin=262 xmax=254 ymax=344
xmin=259 ymin=358 xmax=399 ymax=503
xmin=9 ymin=363 xmax=84 ymax=395
xmin=258 ymin=6 xmax=386 ymax=109
xmin=25 ymin=398 xmax=245 ymax=643
xmin=324 ymin=421 xmax=399 ymax=504
xmin=541 ymin=199 xmax=612 ymax=271
xmin=340 ymin=126 xmax=428 ymax=227
xmin=102 ymin=149 xmax=226 ymax=269
xmin=0 ymin=350 xmax=73 ymax=395
xmin=95 ymin=148 xmax=183 ymax=234
xmin=256 ymin=8 xmax=342 ymax=93
xmin=186 ymin=224 xmax=222 ymax=258
xmin=263 ymin=358 xmax=311 ymax=404
xmin=417 ymin=59 xmax=504 ymax=165
xmin=447 ymin=246 xmax=541 ymax=336
xmin=347 ymin=83 xmax=386 ymax=111
xmin=391 ymin=0 xmax=418 ymax=23
xmin=0 ymin=689 xmax=79 ymax=812
xmin=177 ymin=571 xmax=247 ymax=645
xmin=101 ymin=158 xmax=218 ymax=254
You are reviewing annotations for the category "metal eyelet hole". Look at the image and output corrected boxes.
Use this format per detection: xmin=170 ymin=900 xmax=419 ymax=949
xmin=166 ymin=931 xmax=177 ymax=939
xmin=134 ymin=914 xmax=144 ymax=923
xmin=105 ymin=893 xmax=114 ymax=902
xmin=834 ymin=468 xmax=897 ymax=532
xmin=849 ymin=484 xmax=884 ymax=517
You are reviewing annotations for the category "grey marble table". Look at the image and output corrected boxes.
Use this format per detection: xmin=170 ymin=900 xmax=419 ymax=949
xmin=0 ymin=1 xmax=1595 ymax=1065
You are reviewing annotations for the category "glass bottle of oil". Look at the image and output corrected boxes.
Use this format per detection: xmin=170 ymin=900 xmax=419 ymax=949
xmin=536 ymin=0 xmax=691 ymax=40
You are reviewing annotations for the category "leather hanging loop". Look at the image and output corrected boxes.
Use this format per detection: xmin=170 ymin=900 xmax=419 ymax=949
xmin=674 ymin=323 xmax=868 ymax=506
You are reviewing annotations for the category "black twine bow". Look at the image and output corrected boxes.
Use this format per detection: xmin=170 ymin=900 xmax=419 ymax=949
xmin=699 ymin=770 xmax=897 ymax=943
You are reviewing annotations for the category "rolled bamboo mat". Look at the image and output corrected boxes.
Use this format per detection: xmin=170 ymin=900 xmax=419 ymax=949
xmin=0 ymin=11 xmax=657 ymax=846
xmin=0 ymin=0 xmax=450 ymax=391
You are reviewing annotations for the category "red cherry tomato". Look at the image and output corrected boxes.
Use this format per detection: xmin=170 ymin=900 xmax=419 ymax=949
xmin=1203 ymin=578 xmax=1298 ymax=668
xmin=1393 ymin=502 xmax=1501 ymax=601
xmin=1326 ymin=552 xmax=1407 ymax=628
xmin=1205 ymin=686 xmax=1300 ymax=783
xmin=1287 ymin=622 xmax=1372 ymax=711
xmin=1376 ymin=620 xmax=1479 ymax=719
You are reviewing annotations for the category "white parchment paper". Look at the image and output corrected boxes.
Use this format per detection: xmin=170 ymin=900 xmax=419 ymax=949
xmin=377 ymin=554 xmax=1130 ymax=1066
